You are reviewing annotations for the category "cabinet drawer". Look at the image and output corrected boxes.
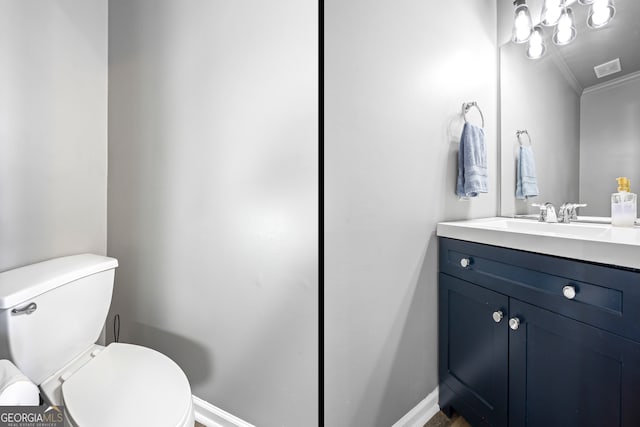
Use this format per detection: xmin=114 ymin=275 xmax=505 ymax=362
xmin=439 ymin=237 xmax=640 ymax=342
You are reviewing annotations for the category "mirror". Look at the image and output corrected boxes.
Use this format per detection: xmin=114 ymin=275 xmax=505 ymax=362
xmin=499 ymin=0 xmax=640 ymax=217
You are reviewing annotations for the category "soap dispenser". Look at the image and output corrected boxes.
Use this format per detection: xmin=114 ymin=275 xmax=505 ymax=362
xmin=611 ymin=177 xmax=637 ymax=227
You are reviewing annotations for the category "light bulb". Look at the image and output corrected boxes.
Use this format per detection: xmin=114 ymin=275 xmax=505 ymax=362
xmin=558 ymin=12 xmax=571 ymax=30
xmin=515 ymin=11 xmax=532 ymax=41
xmin=528 ymin=43 xmax=544 ymax=58
xmin=542 ymin=6 xmax=562 ymax=25
xmin=587 ymin=0 xmax=615 ymax=28
xmin=512 ymin=1 xmax=533 ymax=44
xmin=552 ymin=7 xmax=576 ymax=45
xmin=531 ymin=29 xmax=542 ymax=45
xmin=527 ymin=26 xmax=546 ymax=59
xmin=590 ymin=8 xmax=611 ymax=25
xmin=556 ymin=28 xmax=571 ymax=43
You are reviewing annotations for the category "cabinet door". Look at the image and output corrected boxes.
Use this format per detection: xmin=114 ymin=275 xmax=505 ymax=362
xmin=509 ymin=299 xmax=640 ymax=427
xmin=439 ymin=274 xmax=509 ymax=426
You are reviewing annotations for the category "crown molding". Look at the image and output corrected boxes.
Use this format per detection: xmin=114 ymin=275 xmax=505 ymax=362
xmin=582 ymin=70 xmax=640 ymax=95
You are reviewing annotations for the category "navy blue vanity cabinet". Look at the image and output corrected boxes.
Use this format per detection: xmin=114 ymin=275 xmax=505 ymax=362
xmin=508 ymin=299 xmax=640 ymax=426
xmin=438 ymin=237 xmax=640 ymax=427
xmin=439 ymin=274 xmax=508 ymax=427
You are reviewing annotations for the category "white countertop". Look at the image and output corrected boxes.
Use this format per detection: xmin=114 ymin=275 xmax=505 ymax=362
xmin=437 ymin=217 xmax=640 ymax=270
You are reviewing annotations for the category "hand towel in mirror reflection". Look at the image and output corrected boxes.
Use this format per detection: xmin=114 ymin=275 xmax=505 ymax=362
xmin=516 ymin=145 xmax=539 ymax=199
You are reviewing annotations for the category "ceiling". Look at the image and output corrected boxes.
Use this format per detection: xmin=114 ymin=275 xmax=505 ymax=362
xmin=540 ymin=0 xmax=640 ymax=90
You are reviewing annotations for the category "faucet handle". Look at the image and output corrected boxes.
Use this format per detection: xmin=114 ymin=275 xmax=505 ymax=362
xmin=559 ymin=203 xmax=587 ymax=221
xmin=531 ymin=202 xmax=557 ymax=222
xmin=531 ymin=203 xmax=547 ymax=222
xmin=544 ymin=203 xmax=558 ymax=223
xmin=570 ymin=203 xmax=587 ymax=219
xmin=559 ymin=203 xmax=572 ymax=223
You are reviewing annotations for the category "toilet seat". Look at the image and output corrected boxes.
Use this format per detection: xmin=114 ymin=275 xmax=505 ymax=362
xmin=61 ymin=343 xmax=193 ymax=427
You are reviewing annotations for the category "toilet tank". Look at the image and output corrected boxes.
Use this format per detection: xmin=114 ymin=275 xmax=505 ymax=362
xmin=0 ymin=254 xmax=118 ymax=385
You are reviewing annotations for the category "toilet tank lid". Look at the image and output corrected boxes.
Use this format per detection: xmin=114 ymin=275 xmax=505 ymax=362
xmin=0 ymin=254 xmax=118 ymax=309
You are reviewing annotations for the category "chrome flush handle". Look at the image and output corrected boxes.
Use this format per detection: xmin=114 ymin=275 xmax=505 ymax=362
xmin=11 ymin=302 xmax=37 ymax=316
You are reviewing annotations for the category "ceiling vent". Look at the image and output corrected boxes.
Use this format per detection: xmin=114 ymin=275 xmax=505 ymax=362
xmin=594 ymin=58 xmax=622 ymax=79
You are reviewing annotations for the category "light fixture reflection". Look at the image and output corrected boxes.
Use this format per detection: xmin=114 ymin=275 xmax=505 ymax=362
xmin=588 ymin=0 xmax=615 ymax=28
xmin=527 ymin=26 xmax=547 ymax=59
xmin=512 ymin=0 xmax=619 ymax=59
xmin=541 ymin=0 xmax=562 ymax=26
xmin=552 ymin=7 xmax=577 ymax=45
xmin=512 ymin=0 xmax=533 ymax=44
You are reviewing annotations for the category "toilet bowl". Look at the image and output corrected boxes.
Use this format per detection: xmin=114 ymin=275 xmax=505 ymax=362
xmin=0 ymin=254 xmax=195 ymax=426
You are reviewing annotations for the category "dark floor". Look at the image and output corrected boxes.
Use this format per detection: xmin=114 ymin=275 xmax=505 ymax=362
xmin=195 ymin=422 xmax=206 ymax=427
xmin=424 ymin=411 xmax=471 ymax=427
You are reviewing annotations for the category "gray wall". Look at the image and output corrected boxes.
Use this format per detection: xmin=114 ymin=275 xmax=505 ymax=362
xmin=0 ymin=0 xmax=108 ymax=270
xmin=580 ymin=75 xmax=640 ymax=216
xmin=499 ymin=42 xmax=581 ymax=216
xmin=107 ymin=1 xmax=317 ymax=426
xmin=325 ymin=1 xmax=498 ymax=425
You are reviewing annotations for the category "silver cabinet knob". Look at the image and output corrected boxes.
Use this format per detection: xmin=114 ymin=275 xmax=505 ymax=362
xmin=460 ymin=258 xmax=471 ymax=268
xmin=562 ymin=285 xmax=576 ymax=300
xmin=492 ymin=310 xmax=504 ymax=323
xmin=509 ymin=317 xmax=520 ymax=330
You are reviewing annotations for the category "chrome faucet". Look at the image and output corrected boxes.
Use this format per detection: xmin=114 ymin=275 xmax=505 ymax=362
xmin=532 ymin=202 xmax=558 ymax=223
xmin=558 ymin=203 xmax=587 ymax=223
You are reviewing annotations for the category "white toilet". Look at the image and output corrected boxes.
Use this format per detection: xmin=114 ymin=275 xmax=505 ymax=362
xmin=0 ymin=254 xmax=195 ymax=427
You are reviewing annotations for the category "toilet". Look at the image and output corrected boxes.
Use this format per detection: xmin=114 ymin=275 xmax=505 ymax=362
xmin=0 ymin=254 xmax=195 ymax=427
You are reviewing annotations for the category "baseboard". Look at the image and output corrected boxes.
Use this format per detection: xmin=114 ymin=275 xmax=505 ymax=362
xmin=192 ymin=395 xmax=256 ymax=427
xmin=391 ymin=387 xmax=440 ymax=427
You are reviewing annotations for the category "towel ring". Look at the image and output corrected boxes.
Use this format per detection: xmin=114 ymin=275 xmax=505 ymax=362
xmin=516 ymin=130 xmax=532 ymax=146
xmin=462 ymin=101 xmax=485 ymax=128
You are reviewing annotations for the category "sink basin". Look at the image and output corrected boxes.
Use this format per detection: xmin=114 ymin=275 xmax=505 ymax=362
xmin=475 ymin=218 xmax=612 ymax=239
xmin=437 ymin=217 xmax=640 ymax=269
